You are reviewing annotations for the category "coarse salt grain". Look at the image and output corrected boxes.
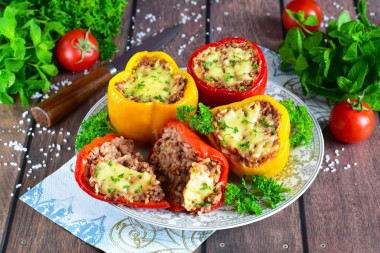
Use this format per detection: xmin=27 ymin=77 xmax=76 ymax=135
xmin=16 ymin=184 xmax=21 ymax=189
xmin=216 ymin=27 xmax=222 ymax=31
xmin=354 ymin=163 xmax=358 ymax=166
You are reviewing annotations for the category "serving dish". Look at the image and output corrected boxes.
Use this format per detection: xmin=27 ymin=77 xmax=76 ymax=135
xmin=79 ymin=77 xmax=324 ymax=231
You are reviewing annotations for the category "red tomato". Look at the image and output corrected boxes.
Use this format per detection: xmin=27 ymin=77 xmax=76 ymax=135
xmin=282 ymin=0 xmax=323 ymax=33
xmin=56 ymin=29 xmax=99 ymax=72
xmin=329 ymin=99 xmax=375 ymax=143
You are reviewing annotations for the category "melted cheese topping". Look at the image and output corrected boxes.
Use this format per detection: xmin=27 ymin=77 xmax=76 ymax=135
xmin=193 ymin=45 xmax=258 ymax=88
xmin=119 ymin=59 xmax=185 ymax=103
xmin=215 ymin=101 xmax=280 ymax=160
xmin=183 ymin=159 xmax=218 ymax=211
xmin=91 ymin=161 xmax=156 ymax=198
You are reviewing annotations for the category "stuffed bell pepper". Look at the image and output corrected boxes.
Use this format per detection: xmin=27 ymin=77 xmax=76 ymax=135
xmin=108 ymin=51 xmax=198 ymax=142
xmin=150 ymin=120 xmax=229 ymax=213
xmin=187 ymin=37 xmax=267 ymax=108
xmin=207 ymin=95 xmax=290 ymax=178
xmin=75 ymin=133 xmax=170 ymax=209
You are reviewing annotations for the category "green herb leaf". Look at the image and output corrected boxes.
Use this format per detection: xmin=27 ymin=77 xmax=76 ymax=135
xmin=189 ymin=103 xmax=215 ymax=135
xmin=304 ymin=14 xmax=319 ymax=26
xmin=75 ymin=110 xmax=116 ymax=151
xmin=279 ymin=99 xmax=314 ymax=147
xmin=176 ymin=105 xmax=196 ymax=122
xmin=225 ymin=176 xmax=291 ymax=215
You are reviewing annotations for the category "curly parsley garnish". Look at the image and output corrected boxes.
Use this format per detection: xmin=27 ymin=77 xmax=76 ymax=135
xmin=279 ymin=99 xmax=313 ymax=147
xmin=176 ymin=103 xmax=215 ymax=135
xmin=75 ymin=110 xmax=116 ymax=151
xmin=225 ymin=176 xmax=292 ymax=215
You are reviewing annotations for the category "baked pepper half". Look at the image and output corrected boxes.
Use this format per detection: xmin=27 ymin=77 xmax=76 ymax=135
xmin=150 ymin=120 xmax=229 ymax=213
xmin=108 ymin=51 xmax=198 ymax=142
xmin=187 ymin=37 xmax=267 ymax=108
xmin=75 ymin=133 xmax=170 ymax=209
xmin=207 ymin=95 xmax=290 ymax=178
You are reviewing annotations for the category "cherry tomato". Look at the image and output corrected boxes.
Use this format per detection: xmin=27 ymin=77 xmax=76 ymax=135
xmin=329 ymin=99 xmax=375 ymax=144
xmin=282 ymin=0 xmax=323 ymax=33
xmin=56 ymin=29 xmax=99 ymax=72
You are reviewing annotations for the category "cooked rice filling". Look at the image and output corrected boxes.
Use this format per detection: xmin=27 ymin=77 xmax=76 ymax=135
xmin=192 ymin=41 xmax=261 ymax=91
xmin=213 ymin=100 xmax=281 ymax=167
xmin=84 ymin=136 xmax=165 ymax=203
xmin=150 ymin=127 xmax=222 ymax=213
xmin=115 ymin=57 xmax=187 ymax=103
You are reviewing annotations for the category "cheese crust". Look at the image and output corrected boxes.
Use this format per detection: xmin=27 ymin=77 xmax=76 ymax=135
xmin=192 ymin=41 xmax=261 ymax=91
xmin=213 ymin=100 xmax=281 ymax=167
xmin=115 ymin=57 xmax=187 ymax=103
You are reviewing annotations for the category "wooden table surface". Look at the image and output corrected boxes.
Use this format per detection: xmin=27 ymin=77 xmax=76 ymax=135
xmin=1 ymin=0 xmax=379 ymax=252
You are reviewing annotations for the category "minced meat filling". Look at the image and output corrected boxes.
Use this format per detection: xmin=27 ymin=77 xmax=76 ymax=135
xmin=84 ymin=136 xmax=165 ymax=203
xmin=150 ymin=127 xmax=223 ymax=213
xmin=115 ymin=57 xmax=187 ymax=103
xmin=213 ymin=100 xmax=281 ymax=167
xmin=192 ymin=41 xmax=261 ymax=91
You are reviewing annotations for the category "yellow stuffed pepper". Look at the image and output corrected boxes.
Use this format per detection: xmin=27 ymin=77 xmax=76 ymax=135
xmin=108 ymin=51 xmax=198 ymax=142
xmin=207 ymin=95 xmax=290 ymax=178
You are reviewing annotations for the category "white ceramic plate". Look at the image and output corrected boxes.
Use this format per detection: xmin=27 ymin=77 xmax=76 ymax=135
xmin=79 ymin=79 xmax=324 ymax=231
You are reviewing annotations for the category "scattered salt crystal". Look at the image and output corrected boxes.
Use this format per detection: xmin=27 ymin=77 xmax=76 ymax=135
xmin=11 ymin=193 xmax=14 ymax=197
xmin=67 ymin=132 xmax=71 ymax=136
xmin=18 ymin=168 xmax=21 ymax=171
xmin=27 ymin=187 xmax=30 ymax=190
xmin=19 ymin=120 xmax=24 ymax=124
xmin=265 ymin=12 xmax=271 ymax=16
xmin=347 ymin=164 xmax=351 ymax=168
xmin=201 ymin=5 xmax=206 ymax=10
xmin=64 ymin=139 xmax=67 ymax=143
xmin=22 ymin=111 xmax=28 ymax=118
xmin=27 ymin=160 xmax=31 ymax=164
xmin=67 ymin=147 xmax=72 ymax=151
xmin=43 ymin=127 xmax=47 ymax=131
xmin=16 ymin=184 xmax=21 ymax=189
xmin=341 ymin=148 xmax=344 ymax=151
xmin=369 ymin=12 xmax=375 ymax=17
xmin=136 ymin=9 xmax=140 ymax=13
xmin=216 ymin=27 xmax=222 ymax=31
xmin=44 ymin=153 xmax=47 ymax=157
xmin=224 ymin=11 xmax=229 ymax=16
xmin=55 ymin=153 xmax=59 ymax=157
xmin=83 ymin=69 xmax=89 ymax=75
xmin=4 ymin=163 xmax=7 ymax=166
xmin=354 ymin=163 xmax=357 ymax=166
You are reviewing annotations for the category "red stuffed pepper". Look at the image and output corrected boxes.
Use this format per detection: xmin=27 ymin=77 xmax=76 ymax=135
xmin=150 ymin=120 xmax=229 ymax=213
xmin=75 ymin=133 xmax=170 ymax=209
xmin=188 ymin=37 xmax=267 ymax=108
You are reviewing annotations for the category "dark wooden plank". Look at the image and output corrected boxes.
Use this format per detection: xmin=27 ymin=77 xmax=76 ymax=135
xmin=304 ymin=113 xmax=380 ymax=252
xmin=0 ymin=101 xmax=32 ymax=249
xmin=210 ymin=0 xmax=284 ymax=51
xmin=206 ymin=0 xmax=304 ymax=252
xmin=290 ymin=1 xmax=380 ymax=252
xmin=131 ymin=0 xmax=207 ymax=67
xmin=4 ymin=2 xmax=134 ymax=252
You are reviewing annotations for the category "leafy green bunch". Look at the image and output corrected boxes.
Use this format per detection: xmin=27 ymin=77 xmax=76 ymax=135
xmin=225 ymin=176 xmax=292 ymax=215
xmin=0 ymin=1 xmax=65 ymax=105
xmin=29 ymin=0 xmax=128 ymax=60
xmin=279 ymin=1 xmax=380 ymax=110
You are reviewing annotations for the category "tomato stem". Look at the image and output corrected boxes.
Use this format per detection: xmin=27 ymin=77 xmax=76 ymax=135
xmin=71 ymin=28 xmax=99 ymax=64
xmin=347 ymin=94 xmax=370 ymax=112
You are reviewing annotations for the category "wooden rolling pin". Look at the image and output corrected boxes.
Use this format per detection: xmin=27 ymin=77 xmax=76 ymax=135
xmin=31 ymin=66 xmax=112 ymax=127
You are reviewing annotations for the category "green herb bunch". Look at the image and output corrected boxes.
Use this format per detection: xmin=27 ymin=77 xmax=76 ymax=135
xmin=176 ymin=103 xmax=215 ymax=135
xmin=279 ymin=1 xmax=380 ymax=110
xmin=0 ymin=1 xmax=65 ymax=105
xmin=280 ymin=99 xmax=313 ymax=147
xmin=75 ymin=110 xmax=116 ymax=151
xmin=225 ymin=176 xmax=292 ymax=215
xmin=30 ymin=0 xmax=128 ymax=60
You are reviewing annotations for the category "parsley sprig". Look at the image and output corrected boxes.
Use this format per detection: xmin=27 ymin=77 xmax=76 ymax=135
xmin=176 ymin=103 xmax=215 ymax=135
xmin=280 ymin=99 xmax=313 ymax=147
xmin=75 ymin=110 xmax=116 ymax=151
xmin=225 ymin=176 xmax=292 ymax=215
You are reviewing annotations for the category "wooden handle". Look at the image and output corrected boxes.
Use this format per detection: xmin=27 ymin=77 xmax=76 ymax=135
xmin=31 ymin=66 xmax=112 ymax=127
